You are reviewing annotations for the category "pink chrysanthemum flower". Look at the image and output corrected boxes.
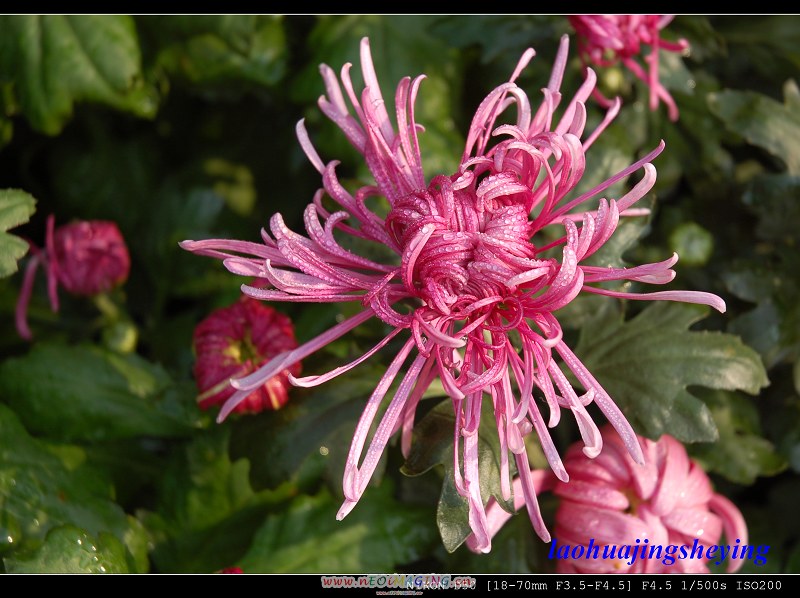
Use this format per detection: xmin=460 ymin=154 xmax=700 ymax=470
xmin=569 ymin=15 xmax=689 ymax=121
xmin=193 ymin=296 xmax=299 ymax=414
xmin=469 ymin=426 xmax=748 ymax=573
xmin=15 ymin=215 xmax=131 ymax=340
xmin=553 ymin=430 xmax=748 ymax=573
xmin=181 ymin=36 xmax=724 ymax=551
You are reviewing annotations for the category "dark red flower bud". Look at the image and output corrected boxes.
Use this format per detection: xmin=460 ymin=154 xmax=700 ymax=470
xmin=50 ymin=220 xmax=130 ymax=296
xmin=15 ymin=215 xmax=131 ymax=340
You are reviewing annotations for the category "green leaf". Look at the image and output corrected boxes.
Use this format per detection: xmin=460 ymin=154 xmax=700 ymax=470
xmin=723 ymin=266 xmax=777 ymax=304
xmin=0 ymin=84 xmax=13 ymax=148
xmin=402 ymin=399 xmax=517 ymax=553
xmin=0 ymin=189 xmax=36 ymax=278
xmin=154 ymin=427 xmax=268 ymax=531
xmin=574 ymin=302 xmax=769 ymax=443
xmin=689 ymin=390 xmax=786 ymax=484
xmin=715 ymin=16 xmax=800 ymax=65
xmin=230 ymin=362 xmax=391 ymax=493
xmin=144 ymin=426 xmax=293 ymax=573
xmin=727 ymin=299 xmax=784 ymax=368
xmin=760 ymin=382 xmax=800 ymax=476
xmin=139 ymin=15 xmax=287 ymax=90
xmin=743 ymin=174 xmax=800 ymax=242
xmin=121 ymin=516 xmax=150 ymax=574
xmin=237 ymin=481 xmax=436 ymax=573
xmin=0 ymin=343 xmax=199 ymax=442
xmin=724 ymin=476 xmax=799 ymax=573
xmin=0 ymin=405 xmax=140 ymax=560
xmin=0 ymin=15 xmax=157 ymax=134
xmin=786 ymin=544 xmax=800 ymax=573
xmin=429 ymin=15 xmax=558 ymax=65
xmin=708 ymin=84 xmax=800 ymax=175
xmin=723 ymin=174 xmax=800 ymax=366
xmin=658 ymin=48 xmax=696 ymax=99
xmin=4 ymin=526 xmax=131 ymax=573
xmin=673 ymin=16 xmax=725 ymax=62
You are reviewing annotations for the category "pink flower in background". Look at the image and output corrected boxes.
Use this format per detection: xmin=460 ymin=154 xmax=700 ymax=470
xmin=193 ymin=296 xmax=299 ymax=414
xmin=569 ymin=15 xmax=689 ymax=121
xmin=15 ymin=215 xmax=130 ymax=340
xmin=553 ymin=427 xmax=748 ymax=573
xmin=182 ymin=35 xmax=724 ymax=551
xmin=467 ymin=427 xmax=748 ymax=573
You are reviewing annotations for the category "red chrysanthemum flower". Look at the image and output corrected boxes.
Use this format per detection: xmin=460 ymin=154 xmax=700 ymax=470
xmin=193 ymin=297 xmax=299 ymax=414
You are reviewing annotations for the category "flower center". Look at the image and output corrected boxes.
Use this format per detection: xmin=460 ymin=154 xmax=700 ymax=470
xmin=222 ymin=330 xmax=260 ymax=365
xmin=622 ymin=488 xmax=643 ymax=516
xmin=386 ymin=173 xmax=538 ymax=315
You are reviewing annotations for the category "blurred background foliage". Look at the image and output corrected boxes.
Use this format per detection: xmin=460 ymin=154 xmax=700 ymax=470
xmin=0 ymin=15 xmax=798 ymax=573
